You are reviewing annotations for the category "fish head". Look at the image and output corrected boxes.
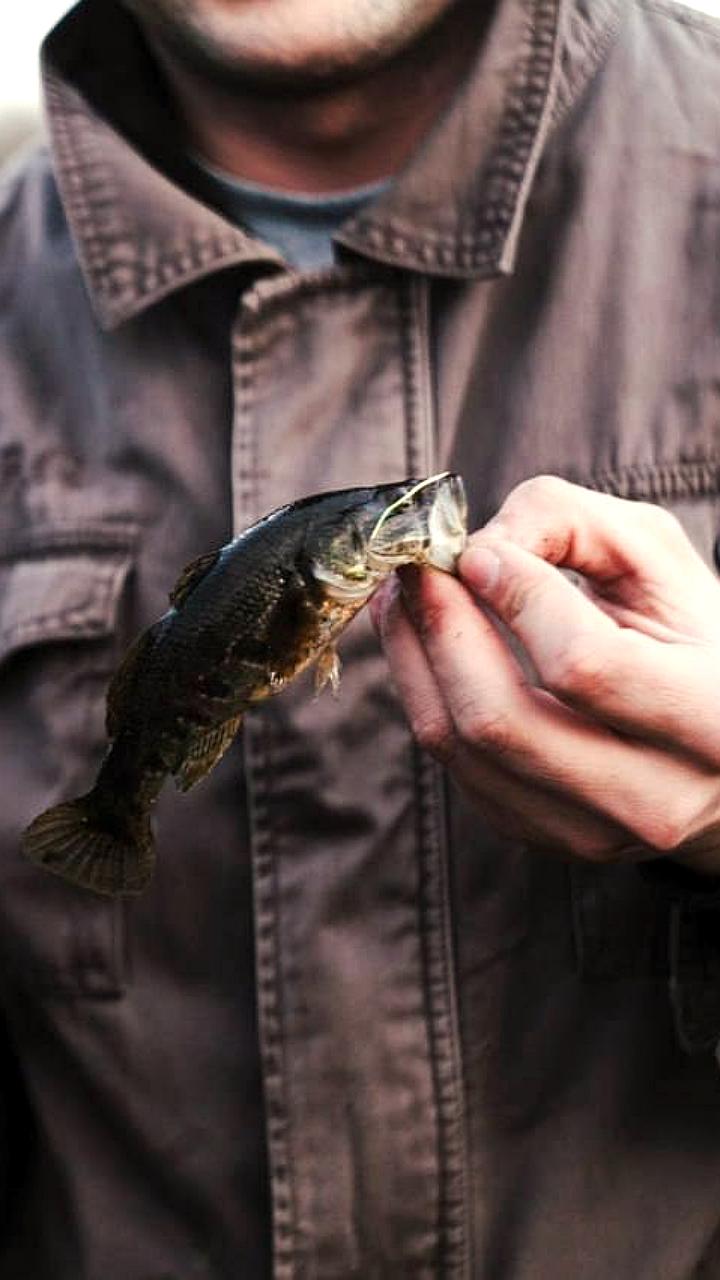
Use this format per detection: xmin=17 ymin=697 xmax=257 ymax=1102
xmin=309 ymin=473 xmax=467 ymax=602
xmin=367 ymin=472 xmax=467 ymax=573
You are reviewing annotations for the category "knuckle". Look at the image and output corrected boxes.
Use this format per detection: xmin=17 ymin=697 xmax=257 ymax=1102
xmin=411 ymin=709 xmax=456 ymax=762
xmin=497 ymin=573 xmax=545 ymax=628
xmin=454 ymin=701 xmax=516 ymax=756
xmin=511 ymin=474 xmax=570 ymax=510
xmin=633 ymin=802 xmax=695 ymax=855
xmin=491 ymin=475 xmax=571 ymax=531
xmin=545 ymin=635 xmax=609 ymax=700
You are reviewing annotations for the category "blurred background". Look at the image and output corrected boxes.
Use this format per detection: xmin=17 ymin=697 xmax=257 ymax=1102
xmin=2 ymin=1 xmax=720 ymax=162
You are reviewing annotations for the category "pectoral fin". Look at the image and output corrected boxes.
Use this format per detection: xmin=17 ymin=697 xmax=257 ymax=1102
xmin=314 ymin=645 xmax=341 ymax=698
xmin=174 ymin=714 xmax=243 ymax=792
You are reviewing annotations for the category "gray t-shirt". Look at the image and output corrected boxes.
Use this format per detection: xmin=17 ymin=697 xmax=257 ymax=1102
xmin=200 ymin=163 xmax=390 ymax=271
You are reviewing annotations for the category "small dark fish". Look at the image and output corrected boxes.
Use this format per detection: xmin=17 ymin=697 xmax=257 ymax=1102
xmin=22 ymin=473 xmax=467 ymax=898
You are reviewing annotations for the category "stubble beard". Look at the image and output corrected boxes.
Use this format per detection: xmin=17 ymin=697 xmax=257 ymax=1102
xmin=121 ymin=0 xmax=462 ymax=95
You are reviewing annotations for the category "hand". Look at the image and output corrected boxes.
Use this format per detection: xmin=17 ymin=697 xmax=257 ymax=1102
xmin=371 ymin=476 xmax=720 ymax=876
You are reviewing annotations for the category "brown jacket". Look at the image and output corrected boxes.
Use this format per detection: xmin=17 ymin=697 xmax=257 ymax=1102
xmin=3 ymin=0 xmax=720 ymax=1275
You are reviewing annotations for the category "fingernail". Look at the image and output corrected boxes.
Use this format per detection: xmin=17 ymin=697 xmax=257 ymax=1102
xmin=461 ymin=547 xmax=501 ymax=594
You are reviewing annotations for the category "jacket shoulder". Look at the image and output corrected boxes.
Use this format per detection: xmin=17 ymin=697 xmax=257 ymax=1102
xmin=629 ymin=0 xmax=720 ymax=86
xmin=0 ymin=142 xmax=68 ymax=267
xmin=559 ymin=0 xmax=720 ymax=146
xmin=639 ymin=0 xmax=720 ymax=41
xmin=630 ymin=1 xmax=720 ymax=144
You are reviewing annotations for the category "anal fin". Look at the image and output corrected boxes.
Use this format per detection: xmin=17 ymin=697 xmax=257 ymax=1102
xmin=174 ymin=714 xmax=243 ymax=792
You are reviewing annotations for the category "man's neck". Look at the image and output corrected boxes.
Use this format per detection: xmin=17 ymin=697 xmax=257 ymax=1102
xmin=150 ymin=2 xmax=491 ymax=193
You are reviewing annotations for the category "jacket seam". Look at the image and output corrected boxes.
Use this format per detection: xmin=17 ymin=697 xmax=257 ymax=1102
xmin=400 ymin=278 xmax=434 ymax=479
xmin=232 ymin=297 xmax=299 ymax=1273
xmin=415 ymin=751 xmax=472 ymax=1277
xmin=0 ymin=524 xmax=139 ymax=560
xmin=0 ymin=603 xmax=111 ymax=648
xmin=581 ymin=459 xmax=720 ymax=501
xmin=44 ymin=72 xmax=128 ymax=307
xmin=246 ymin=716 xmax=299 ymax=1277
xmin=401 ymin=276 xmax=470 ymax=1276
xmin=551 ymin=0 xmax=623 ymax=127
xmin=231 ymin=308 xmax=262 ymax=529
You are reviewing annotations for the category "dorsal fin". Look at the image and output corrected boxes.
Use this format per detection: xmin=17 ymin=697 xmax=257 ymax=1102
xmin=169 ymin=549 xmax=220 ymax=609
xmin=105 ymin=622 xmax=161 ymax=739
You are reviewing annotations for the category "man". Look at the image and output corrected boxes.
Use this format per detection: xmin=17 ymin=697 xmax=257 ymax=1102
xmin=2 ymin=0 xmax=720 ymax=1274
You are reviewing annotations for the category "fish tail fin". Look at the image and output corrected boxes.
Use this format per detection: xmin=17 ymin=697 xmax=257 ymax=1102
xmin=22 ymin=792 xmax=155 ymax=898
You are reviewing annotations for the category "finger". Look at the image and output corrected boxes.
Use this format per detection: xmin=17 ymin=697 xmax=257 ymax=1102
xmin=459 ymin=537 xmax=720 ymax=763
xmin=399 ymin=564 xmax=720 ymax=854
xmin=371 ymin=575 xmax=455 ymax=758
xmin=397 ymin=563 xmax=530 ymax=751
xmin=449 ymin=747 xmax=630 ymax=862
xmin=372 ymin=578 xmax=625 ymax=859
xmin=477 ymin=475 xmax=720 ymax=629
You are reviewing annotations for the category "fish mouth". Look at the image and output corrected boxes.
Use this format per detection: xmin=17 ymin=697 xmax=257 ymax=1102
xmin=368 ymin=472 xmax=467 ymax=572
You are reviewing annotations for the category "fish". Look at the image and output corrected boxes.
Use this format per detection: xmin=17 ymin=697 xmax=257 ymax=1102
xmin=22 ymin=472 xmax=467 ymax=898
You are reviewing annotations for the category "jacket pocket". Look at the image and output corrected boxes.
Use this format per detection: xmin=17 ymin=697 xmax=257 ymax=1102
xmin=0 ymin=524 xmax=138 ymax=998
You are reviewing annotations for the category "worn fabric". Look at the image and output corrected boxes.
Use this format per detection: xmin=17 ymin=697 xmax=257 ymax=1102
xmin=2 ymin=0 xmax=720 ymax=1275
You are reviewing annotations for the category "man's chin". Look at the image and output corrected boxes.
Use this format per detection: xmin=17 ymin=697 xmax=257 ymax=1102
xmin=151 ymin=30 xmax=405 ymax=100
xmin=121 ymin=0 xmax=461 ymax=98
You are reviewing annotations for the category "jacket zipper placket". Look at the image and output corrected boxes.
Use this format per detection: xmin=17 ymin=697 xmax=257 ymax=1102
xmin=231 ymin=269 xmax=471 ymax=1277
xmin=403 ymin=276 xmax=472 ymax=1279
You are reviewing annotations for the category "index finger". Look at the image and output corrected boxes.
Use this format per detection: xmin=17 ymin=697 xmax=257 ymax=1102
xmin=480 ymin=475 xmax=717 ymax=597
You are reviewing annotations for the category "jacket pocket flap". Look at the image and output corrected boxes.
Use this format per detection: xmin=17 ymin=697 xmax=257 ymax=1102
xmin=0 ymin=525 xmax=138 ymax=666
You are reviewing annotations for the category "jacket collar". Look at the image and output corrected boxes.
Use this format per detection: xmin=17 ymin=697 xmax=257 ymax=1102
xmin=42 ymin=0 xmax=621 ymax=330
